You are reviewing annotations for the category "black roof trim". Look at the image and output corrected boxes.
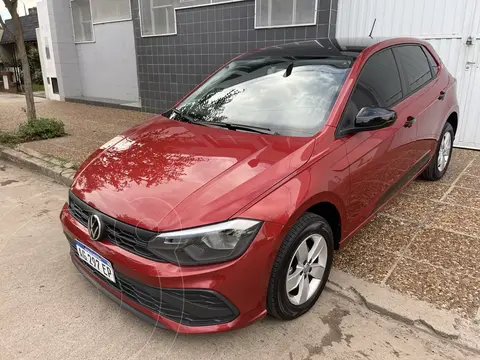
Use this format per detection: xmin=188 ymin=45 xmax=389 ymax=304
xmin=240 ymin=37 xmax=397 ymax=60
xmin=240 ymin=39 xmax=347 ymax=60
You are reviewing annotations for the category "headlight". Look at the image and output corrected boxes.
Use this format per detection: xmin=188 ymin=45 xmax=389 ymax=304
xmin=147 ymin=219 xmax=262 ymax=265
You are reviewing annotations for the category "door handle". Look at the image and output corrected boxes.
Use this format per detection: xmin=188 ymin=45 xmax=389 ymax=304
xmin=438 ymin=91 xmax=446 ymax=100
xmin=404 ymin=116 xmax=416 ymax=128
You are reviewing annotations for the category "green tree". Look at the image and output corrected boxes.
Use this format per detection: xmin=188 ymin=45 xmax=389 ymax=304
xmin=27 ymin=45 xmax=43 ymax=85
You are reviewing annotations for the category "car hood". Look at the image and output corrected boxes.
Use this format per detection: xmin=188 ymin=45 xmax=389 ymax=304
xmin=71 ymin=116 xmax=315 ymax=231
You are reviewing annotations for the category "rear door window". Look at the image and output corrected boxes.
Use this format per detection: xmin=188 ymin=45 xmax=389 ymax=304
xmin=422 ymin=47 xmax=438 ymax=76
xmin=393 ymin=45 xmax=433 ymax=93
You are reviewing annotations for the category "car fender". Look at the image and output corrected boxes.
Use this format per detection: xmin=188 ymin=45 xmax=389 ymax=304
xmin=238 ymin=166 xmax=348 ymax=249
xmin=445 ymin=105 xmax=460 ymax=136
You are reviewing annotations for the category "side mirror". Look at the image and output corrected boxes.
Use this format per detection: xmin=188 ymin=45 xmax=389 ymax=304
xmin=354 ymin=106 xmax=397 ymax=131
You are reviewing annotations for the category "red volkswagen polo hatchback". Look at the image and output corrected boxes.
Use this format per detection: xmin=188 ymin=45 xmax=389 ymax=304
xmin=61 ymin=37 xmax=458 ymax=333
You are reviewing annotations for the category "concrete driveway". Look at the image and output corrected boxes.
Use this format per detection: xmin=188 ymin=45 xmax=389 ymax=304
xmin=0 ymin=161 xmax=478 ymax=360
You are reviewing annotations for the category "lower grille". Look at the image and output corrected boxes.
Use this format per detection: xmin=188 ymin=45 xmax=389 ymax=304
xmin=69 ymin=240 xmax=238 ymax=326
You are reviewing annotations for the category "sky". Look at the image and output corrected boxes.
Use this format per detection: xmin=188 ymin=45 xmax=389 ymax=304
xmin=0 ymin=0 xmax=37 ymax=21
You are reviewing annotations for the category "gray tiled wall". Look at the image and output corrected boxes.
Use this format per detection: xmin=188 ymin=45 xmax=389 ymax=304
xmin=132 ymin=0 xmax=338 ymax=114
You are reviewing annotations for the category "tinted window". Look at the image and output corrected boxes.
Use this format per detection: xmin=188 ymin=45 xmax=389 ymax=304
xmin=341 ymin=49 xmax=402 ymax=129
xmin=51 ymin=78 xmax=59 ymax=94
xmin=422 ymin=47 xmax=438 ymax=76
xmin=393 ymin=45 xmax=432 ymax=92
xmin=174 ymin=57 xmax=352 ymax=137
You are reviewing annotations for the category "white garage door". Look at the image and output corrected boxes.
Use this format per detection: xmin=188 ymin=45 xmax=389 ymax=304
xmin=336 ymin=0 xmax=480 ymax=149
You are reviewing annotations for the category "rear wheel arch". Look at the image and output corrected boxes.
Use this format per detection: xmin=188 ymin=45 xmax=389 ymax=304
xmin=446 ymin=111 xmax=458 ymax=136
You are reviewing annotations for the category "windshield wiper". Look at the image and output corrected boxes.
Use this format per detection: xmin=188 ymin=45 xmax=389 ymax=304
xmin=212 ymin=122 xmax=278 ymax=135
xmin=171 ymin=108 xmax=198 ymax=123
xmin=171 ymin=109 xmax=277 ymax=135
xmin=171 ymin=109 xmax=219 ymax=129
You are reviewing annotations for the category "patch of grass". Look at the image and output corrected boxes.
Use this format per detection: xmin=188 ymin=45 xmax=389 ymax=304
xmin=0 ymin=118 xmax=66 ymax=146
xmin=32 ymin=83 xmax=45 ymax=92
xmin=18 ymin=118 xmax=66 ymax=141
xmin=0 ymin=132 xmax=19 ymax=147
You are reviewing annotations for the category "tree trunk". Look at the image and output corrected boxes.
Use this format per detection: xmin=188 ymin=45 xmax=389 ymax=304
xmin=2 ymin=0 xmax=37 ymax=120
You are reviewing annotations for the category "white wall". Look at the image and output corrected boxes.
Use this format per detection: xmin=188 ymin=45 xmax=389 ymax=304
xmin=76 ymin=21 xmax=139 ymax=103
xmin=37 ymin=0 xmax=60 ymax=100
xmin=36 ymin=0 xmax=139 ymax=103
xmin=337 ymin=0 xmax=473 ymax=40
xmin=48 ymin=0 xmax=83 ymax=99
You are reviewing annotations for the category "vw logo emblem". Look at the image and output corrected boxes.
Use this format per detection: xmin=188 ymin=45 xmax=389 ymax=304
xmin=88 ymin=215 xmax=103 ymax=241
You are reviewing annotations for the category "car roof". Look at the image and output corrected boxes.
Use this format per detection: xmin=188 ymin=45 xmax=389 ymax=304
xmin=240 ymin=37 xmax=426 ymax=60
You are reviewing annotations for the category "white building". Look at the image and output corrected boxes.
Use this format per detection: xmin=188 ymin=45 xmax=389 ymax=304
xmin=36 ymin=0 xmax=140 ymax=107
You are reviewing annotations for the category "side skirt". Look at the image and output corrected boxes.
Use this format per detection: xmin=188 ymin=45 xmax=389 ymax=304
xmin=374 ymin=152 xmax=432 ymax=212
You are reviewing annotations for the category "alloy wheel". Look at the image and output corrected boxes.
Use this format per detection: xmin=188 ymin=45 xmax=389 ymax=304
xmin=437 ymin=131 xmax=452 ymax=172
xmin=285 ymin=234 xmax=328 ymax=305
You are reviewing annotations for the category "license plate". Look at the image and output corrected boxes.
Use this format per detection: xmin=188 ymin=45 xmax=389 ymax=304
xmin=75 ymin=240 xmax=116 ymax=283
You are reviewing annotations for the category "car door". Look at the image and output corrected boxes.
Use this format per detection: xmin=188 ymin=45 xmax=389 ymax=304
xmin=392 ymin=45 xmax=448 ymax=158
xmin=337 ymin=48 xmax=420 ymax=234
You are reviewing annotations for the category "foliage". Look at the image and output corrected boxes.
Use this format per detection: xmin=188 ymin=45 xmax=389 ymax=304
xmin=0 ymin=118 xmax=66 ymax=145
xmin=0 ymin=131 xmax=19 ymax=146
xmin=0 ymin=54 xmax=17 ymax=67
xmin=27 ymin=46 xmax=43 ymax=85
xmin=0 ymin=47 xmax=43 ymax=87
xmin=18 ymin=118 xmax=65 ymax=140
xmin=32 ymin=83 xmax=45 ymax=92
xmin=180 ymin=88 xmax=241 ymax=123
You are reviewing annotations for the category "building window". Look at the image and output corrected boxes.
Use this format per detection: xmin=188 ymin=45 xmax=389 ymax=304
xmin=51 ymin=78 xmax=59 ymax=94
xmin=90 ymin=0 xmax=131 ymax=24
xmin=140 ymin=0 xmax=175 ymax=36
xmin=255 ymin=0 xmax=317 ymax=28
xmin=71 ymin=0 xmax=94 ymax=42
xmin=139 ymin=0 xmax=244 ymax=37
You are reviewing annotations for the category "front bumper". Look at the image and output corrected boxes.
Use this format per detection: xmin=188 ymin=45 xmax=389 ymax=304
xmin=61 ymin=203 xmax=284 ymax=333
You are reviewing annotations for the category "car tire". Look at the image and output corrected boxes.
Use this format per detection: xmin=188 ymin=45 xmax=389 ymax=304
xmin=422 ymin=122 xmax=454 ymax=181
xmin=266 ymin=212 xmax=334 ymax=320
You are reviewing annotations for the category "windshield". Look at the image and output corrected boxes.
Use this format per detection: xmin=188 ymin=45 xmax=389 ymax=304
xmin=172 ymin=57 xmax=352 ymax=137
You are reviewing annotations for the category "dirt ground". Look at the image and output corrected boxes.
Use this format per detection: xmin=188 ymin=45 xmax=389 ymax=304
xmin=0 ymin=94 xmax=152 ymax=164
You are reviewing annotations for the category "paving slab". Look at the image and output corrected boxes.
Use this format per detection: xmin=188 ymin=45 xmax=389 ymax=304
xmin=386 ymin=258 xmax=480 ymax=318
xmin=465 ymin=156 xmax=480 ymax=176
xmin=424 ymin=202 xmax=480 ymax=238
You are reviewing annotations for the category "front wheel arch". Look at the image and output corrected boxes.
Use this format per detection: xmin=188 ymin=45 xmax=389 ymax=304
xmin=305 ymin=202 xmax=342 ymax=249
